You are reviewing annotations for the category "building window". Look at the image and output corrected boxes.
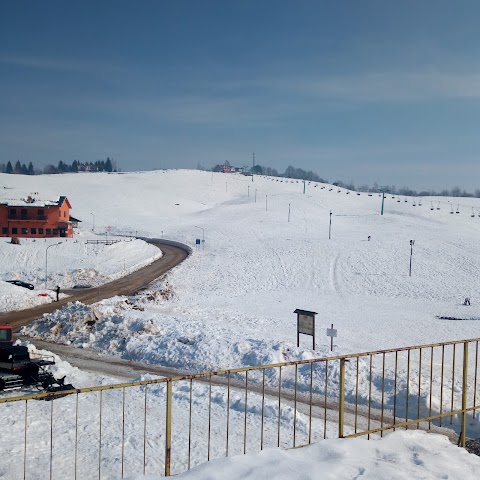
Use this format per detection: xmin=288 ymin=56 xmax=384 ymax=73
xmin=9 ymin=208 xmax=16 ymax=215
xmin=21 ymin=228 xmax=28 ymax=235
xmin=21 ymin=209 xmax=27 ymax=216
xmin=38 ymin=209 xmax=44 ymax=215
xmin=2 ymin=228 xmax=8 ymax=235
xmin=53 ymin=229 xmax=59 ymax=235
xmin=31 ymin=228 xmax=37 ymax=235
xmin=38 ymin=228 xmax=44 ymax=234
xmin=46 ymin=228 xmax=51 ymax=235
xmin=12 ymin=228 xmax=17 ymax=235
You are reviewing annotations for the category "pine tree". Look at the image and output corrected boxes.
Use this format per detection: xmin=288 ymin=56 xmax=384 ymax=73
xmin=21 ymin=163 xmax=28 ymax=175
xmin=27 ymin=162 xmax=34 ymax=175
xmin=105 ymin=157 xmax=113 ymax=172
xmin=6 ymin=161 xmax=13 ymax=174
xmin=14 ymin=160 xmax=22 ymax=174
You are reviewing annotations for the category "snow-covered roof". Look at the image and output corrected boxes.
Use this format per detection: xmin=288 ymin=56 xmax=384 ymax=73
xmin=0 ymin=195 xmax=66 ymax=208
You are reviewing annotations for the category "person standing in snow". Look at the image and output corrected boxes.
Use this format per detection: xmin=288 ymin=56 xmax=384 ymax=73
xmin=56 ymin=285 xmax=60 ymax=302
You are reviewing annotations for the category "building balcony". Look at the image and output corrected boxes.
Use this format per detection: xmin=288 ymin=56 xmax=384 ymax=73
xmin=8 ymin=215 xmax=47 ymax=221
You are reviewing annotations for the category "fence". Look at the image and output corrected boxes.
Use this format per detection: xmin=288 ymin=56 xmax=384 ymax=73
xmin=85 ymin=239 xmax=122 ymax=245
xmin=1 ymin=338 xmax=479 ymax=479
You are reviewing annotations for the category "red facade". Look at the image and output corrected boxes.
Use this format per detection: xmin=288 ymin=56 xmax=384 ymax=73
xmin=0 ymin=196 xmax=73 ymax=238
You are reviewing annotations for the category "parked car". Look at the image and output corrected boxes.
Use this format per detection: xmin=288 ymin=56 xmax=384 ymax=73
xmin=6 ymin=280 xmax=35 ymax=290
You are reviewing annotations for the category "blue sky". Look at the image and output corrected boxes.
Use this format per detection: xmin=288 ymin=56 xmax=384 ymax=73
xmin=1 ymin=1 xmax=479 ymax=191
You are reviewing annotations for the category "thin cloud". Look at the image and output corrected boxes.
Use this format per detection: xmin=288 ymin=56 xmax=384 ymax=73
xmin=0 ymin=54 xmax=123 ymax=76
xmin=195 ymin=70 xmax=480 ymax=103
xmin=280 ymin=71 xmax=480 ymax=102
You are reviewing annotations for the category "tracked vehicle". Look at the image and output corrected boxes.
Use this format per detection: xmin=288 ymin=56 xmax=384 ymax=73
xmin=0 ymin=324 xmax=74 ymax=394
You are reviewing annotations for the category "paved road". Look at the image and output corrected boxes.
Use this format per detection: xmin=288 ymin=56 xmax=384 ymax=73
xmin=0 ymin=239 xmax=189 ymax=329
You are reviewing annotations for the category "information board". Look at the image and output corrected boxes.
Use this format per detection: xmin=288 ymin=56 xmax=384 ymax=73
xmin=298 ymin=314 xmax=315 ymax=336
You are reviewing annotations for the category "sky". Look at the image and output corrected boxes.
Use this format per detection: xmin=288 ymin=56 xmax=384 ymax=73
xmin=1 ymin=1 xmax=479 ymax=191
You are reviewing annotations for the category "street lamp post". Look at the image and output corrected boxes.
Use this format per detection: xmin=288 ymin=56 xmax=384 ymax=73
xmin=90 ymin=212 xmax=95 ymax=233
xmin=409 ymin=240 xmax=415 ymax=277
xmin=45 ymin=242 xmax=62 ymax=289
xmin=329 ymin=210 xmax=332 ymax=240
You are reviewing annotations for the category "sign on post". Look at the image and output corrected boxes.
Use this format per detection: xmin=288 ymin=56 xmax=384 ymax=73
xmin=327 ymin=323 xmax=337 ymax=352
xmin=294 ymin=309 xmax=317 ymax=350
xmin=195 ymin=239 xmax=201 ymax=245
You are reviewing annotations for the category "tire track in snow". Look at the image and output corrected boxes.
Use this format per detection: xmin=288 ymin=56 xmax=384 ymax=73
xmin=329 ymin=254 xmax=340 ymax=294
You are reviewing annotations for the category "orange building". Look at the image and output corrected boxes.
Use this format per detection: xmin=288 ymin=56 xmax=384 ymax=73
xmin=0 ymin=195 xmax=74 ymax=238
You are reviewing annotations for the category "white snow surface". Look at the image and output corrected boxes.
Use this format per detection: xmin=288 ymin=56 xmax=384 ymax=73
xmin=2 ymin=170 xmax=480 ymax=478
xmin=126 ymin=430 xmax=480 ymax=480
xmin=0 ymin=232 xmax=161 ymax=311
xmin=7 ymin=169 xmax=479 ymax=367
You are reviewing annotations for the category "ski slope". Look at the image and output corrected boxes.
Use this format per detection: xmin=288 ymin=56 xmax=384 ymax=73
xmin=2 ymin=169 xmax=480 ymax=478
xmin=3 ymin=168 xmax=477 ymax=359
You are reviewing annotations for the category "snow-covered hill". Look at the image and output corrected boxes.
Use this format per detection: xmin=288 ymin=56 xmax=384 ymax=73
xmin=4 ymin=169 xmax=477 ymax=360
xmin=3 ymin=169 xmax=480 ymax=478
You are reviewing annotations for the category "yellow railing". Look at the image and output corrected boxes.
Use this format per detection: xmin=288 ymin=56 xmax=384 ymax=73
xmin=0 ymin=338 xmax=479 ymax=478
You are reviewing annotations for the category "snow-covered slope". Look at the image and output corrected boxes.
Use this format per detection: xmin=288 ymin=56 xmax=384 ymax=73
xmin=7 ymin=169 xmax=478 ymax=359
xmin=3 ymin=170 xmax=480 ymax=478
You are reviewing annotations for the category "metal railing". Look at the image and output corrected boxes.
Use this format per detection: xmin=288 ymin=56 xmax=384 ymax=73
xmin=85 ymin=239 xmax=122 ymax=245
xmin=1 ymin=338 xmax=479 ymax=479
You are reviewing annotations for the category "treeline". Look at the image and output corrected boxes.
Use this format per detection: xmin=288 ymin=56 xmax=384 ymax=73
xmin=201 ymin=162 xmax=480 ymax=198
xmin=335 ymin=181 xmax=480 ymax=198
xmin=0 ymin=158 xmax=117 ymax=175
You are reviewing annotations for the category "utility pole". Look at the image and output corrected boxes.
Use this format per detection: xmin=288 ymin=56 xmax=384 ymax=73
xmin=409 ymin=240 xmax=415 ymax=276
xmin=379 ymin=186 xmax=389 ymax=215
xmin=248 ymin=185 xmax=250 ymax=197
xmin=265 ymin=195 xmax=268 ymax=211
xmin=288 ymin=204 xmax=291 ymax=222
xmin=303 ymin=180 xmax=306 ymax=194
xmin=329 ymin=211 xmax=332 ymax=239
xmin=252 ymin=152 xmax=255 ymax=181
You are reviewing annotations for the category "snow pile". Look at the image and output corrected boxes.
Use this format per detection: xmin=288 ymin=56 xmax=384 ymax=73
xmin=0 ymin=280 xmax=54 ymax=311
xmin=126 ymin=431 xmax=480 ymax=480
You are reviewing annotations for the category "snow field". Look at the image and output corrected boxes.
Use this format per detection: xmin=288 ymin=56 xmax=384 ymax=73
xmin=2 ymin=169 xmax=480 ymax=476
xmin=0 ymin=234 xmax=161 ymax=311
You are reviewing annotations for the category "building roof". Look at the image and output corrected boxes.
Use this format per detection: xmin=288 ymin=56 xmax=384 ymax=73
xmin=0 ymin=195 xmax=71 ymax=208
xmin=69 ymin=216 xmax=82 ymax=223
xmin=293 ymin=309 xmax=318 ymax=316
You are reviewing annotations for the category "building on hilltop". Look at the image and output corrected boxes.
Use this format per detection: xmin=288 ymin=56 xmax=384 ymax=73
xmin=0 ymin=195 xmax=75 ymax=238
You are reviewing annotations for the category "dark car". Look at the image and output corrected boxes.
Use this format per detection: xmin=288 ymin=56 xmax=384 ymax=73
xmin=6 ymin=280 xmax=35 ymax=290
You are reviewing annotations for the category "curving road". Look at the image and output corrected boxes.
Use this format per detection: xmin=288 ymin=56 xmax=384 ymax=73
xmin=0 ymin=239 xmax=190 ymax=329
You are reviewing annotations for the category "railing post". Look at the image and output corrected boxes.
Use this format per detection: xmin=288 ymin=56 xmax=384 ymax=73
xmin=460 ymin=342 xmax=469 ymax=447
xmin=339 ymin=358 xmax=346 ymax=438
xmin=165 ymin=380 xmax=173 ymax=476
